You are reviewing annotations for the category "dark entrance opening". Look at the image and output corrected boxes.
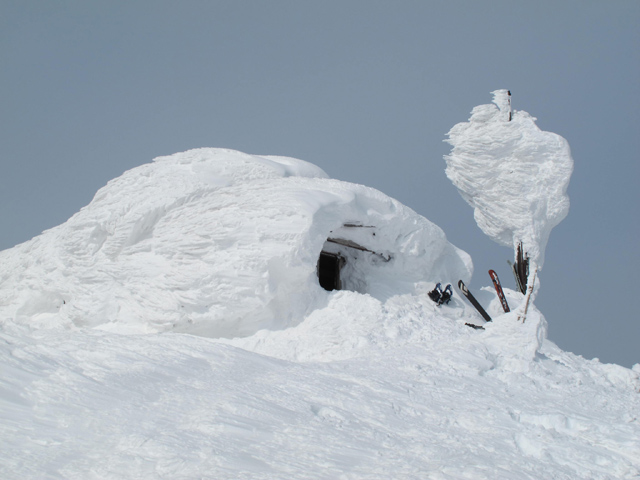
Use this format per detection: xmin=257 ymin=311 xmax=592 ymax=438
xmin=317 ymin=252 xmax=345 ymax=291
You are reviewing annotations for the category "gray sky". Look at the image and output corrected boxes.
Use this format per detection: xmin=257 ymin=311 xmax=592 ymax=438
xmin=1 ymin=1 xmax=638 ymax=367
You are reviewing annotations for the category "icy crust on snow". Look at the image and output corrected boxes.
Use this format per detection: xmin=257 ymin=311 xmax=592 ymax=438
xmin=444 ymin=90 xmax=573 ymax=266
xmin=0 ymin=148 xmax=471 ymax=338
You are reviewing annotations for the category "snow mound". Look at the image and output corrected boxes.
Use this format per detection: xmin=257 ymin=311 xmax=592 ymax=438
xmin=444 ymin=90 xmax=573 ymax=267
xmin=0 ymin=148 xmax=471 ymax=341
xmin=1 ymin=148 xmax=639 ymax=479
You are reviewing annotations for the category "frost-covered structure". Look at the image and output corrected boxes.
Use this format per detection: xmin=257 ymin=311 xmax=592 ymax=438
xmin=0 ymin=148 xmax=471 ymax=338
xmin=445 ymin=90 xmax=573 ymax=268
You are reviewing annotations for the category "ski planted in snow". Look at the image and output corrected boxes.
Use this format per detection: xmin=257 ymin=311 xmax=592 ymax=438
xmin=507 ymin=259 xmax=524 ymax=294
xmin=509 ymin=242 xmax=529 ymax=294
xmin=457 ymin=280 xmax=492 ymax=323
xmin=488 ymin=269 xmax=510 ymax=313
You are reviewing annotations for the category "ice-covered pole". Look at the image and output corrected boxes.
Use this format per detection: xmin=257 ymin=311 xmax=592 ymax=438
xmin=444 ymin=90 xmax=573 ymax=277
xmin=492 ymin=89 xmax=512 ymax=122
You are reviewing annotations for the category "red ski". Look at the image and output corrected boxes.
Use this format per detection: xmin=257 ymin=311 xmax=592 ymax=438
xmin=489 ymin=269 xmax=510 ymax=313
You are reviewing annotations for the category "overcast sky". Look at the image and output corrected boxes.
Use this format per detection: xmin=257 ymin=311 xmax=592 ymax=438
xmin=1 ymin=1 xmax=638 ymax=367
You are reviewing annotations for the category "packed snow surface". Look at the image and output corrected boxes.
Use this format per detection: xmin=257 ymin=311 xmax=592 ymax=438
xmin=444 ymin=89 xmax=573 ymax=267
xmin=1 ymin=148 xmax=638 ymax=479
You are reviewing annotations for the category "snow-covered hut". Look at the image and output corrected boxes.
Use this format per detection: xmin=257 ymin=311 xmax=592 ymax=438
xmin=0 ymin=148 xmax=471 ymax=338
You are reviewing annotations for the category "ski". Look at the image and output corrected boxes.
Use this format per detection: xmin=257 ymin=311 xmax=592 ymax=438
xmin=488 ymin=269 xmax=510 ymax=313
xmin=457 ymin=280 xmax=492 ymax=323
xmin=515 ymin=242 xmax=529 ymax=294
xmin=507 ymin=259 xmax=524 ymax=294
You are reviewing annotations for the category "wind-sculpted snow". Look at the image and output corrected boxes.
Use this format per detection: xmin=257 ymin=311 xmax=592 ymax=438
xmin=0 ymin=148 xmax=638 ymax=479
xmin=0 ymin=148 xmax=471 ymax=338
xmin=444 ymin=90 xmax=573 ymax=267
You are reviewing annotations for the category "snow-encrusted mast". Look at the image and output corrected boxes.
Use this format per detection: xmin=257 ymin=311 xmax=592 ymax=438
xmin=444 ymin=90 xmax=573 ymax=317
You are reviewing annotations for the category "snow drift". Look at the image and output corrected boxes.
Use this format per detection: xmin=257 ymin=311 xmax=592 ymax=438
xmin=0 ymin=148 xmax=471 ymax=339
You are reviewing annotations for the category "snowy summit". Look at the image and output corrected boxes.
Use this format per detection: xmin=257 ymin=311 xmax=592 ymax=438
xmin=0 ymin=148 xmax=470 ymax=340
xmin=1 ymin=109 xmax=638 ymax=478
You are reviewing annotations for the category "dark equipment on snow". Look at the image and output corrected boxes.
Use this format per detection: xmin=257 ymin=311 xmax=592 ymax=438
xmin=428 ymin=283 xmax=443 ymax=303
xmin=509 ymin=242 xmax=529 ymax=294
xmin=458 ymin=280 xmax=492 ymax=323
xmin=507 ymin=260 xmax=522 ymax=294
xmin=489 ymin=269 xmax=510 ymax=313
xmin=428 ymin=283 xmax=453 ymax=306
xmin=440 ymin=284 xmax=453 ymax=305
xmin=465 ymin=323 xmax=485 ymax=330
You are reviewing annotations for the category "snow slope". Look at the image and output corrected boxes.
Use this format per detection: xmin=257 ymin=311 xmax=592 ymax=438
xmin=0 ymin=148 xmax=638 ymax=479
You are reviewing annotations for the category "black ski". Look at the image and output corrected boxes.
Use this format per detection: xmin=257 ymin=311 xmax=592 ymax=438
xmin=458 ymin=280 xmax=492 ymax=323
xmin=509 ymin=242 xmax=529 ymax=294
xmin=489 ymin=269 xmax=510 ymax=313
xmin=507 ymin=259 xmax=524 ymax=294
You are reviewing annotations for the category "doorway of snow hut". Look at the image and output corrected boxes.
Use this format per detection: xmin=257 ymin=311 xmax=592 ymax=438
xmin=317 ymin=251 xmax=345 ymax=291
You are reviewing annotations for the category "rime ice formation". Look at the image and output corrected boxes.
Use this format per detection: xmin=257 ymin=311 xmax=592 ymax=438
xmin=0 ymin=148 xmax=638 ymax=479
xmin=444 ymin=90 xmax=573 ymax=268
xmin=0 ymin=148 xmax=471 ymax=338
